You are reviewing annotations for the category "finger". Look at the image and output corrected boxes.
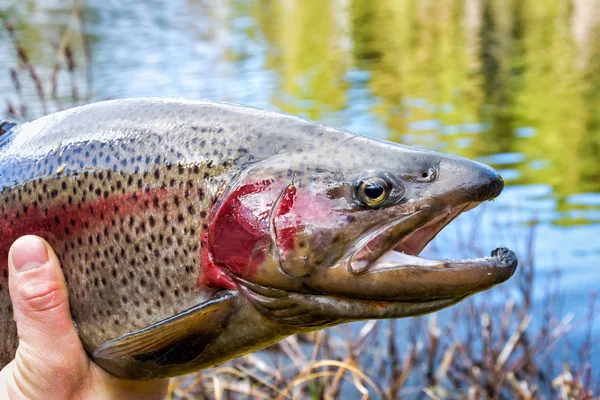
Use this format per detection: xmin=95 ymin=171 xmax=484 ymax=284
xmin=8 ymin=236 xmax=83 ymax=359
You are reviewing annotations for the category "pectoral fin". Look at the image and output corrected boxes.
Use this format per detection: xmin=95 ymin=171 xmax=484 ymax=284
xmin=93 ymin=291 xmax=236 ymax=365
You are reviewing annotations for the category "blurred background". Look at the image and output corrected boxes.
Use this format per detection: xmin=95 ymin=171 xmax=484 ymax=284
xmin=1 ymin=0 xmax=598 ymax=398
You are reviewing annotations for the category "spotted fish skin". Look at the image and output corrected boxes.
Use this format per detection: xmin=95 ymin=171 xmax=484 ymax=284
xmin=0 ymin=98 xmax=347 ymax=377
xmin=0 ymin=98 xmax=516 ymax=380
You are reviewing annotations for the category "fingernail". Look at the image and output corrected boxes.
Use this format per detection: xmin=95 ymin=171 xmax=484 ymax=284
xmin=11 ymin=237 xmax=49 ymax=273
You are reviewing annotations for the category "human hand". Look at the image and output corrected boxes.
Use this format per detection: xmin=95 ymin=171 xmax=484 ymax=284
xmin=0 ymin=235 xmax=168 ymax=399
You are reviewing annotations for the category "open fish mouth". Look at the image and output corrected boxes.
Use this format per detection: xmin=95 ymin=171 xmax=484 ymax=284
xmin=344 ymin=202 xmax=518 ymax=303
xmin=393 ymin=203 xmax=473 ymax=256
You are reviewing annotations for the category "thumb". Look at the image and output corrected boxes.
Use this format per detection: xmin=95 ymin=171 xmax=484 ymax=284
xmin=8 ymin=235 xmax=84 ymax=368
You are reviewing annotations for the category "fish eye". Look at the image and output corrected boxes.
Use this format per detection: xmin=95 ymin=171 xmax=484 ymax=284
xmin=357 ymin=177 xmax=390 ymax=207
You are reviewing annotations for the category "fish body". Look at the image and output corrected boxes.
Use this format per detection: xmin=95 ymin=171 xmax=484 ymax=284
xmin=0 ymin=99 xmax=517 ymax=379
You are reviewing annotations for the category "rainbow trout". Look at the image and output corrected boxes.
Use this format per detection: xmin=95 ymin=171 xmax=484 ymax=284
xmin=0 ymin=99 xmax=517 ymax=379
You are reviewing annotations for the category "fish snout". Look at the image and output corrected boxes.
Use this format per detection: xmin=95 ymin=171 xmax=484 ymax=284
xmin=433 ymin=157 xmax=505 ymax=206
xmin=471 ymin=163 xmax=504 ymax=202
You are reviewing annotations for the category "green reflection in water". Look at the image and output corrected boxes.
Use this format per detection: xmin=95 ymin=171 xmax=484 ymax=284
xmin=252 ymin=0 xmax=600 ymax=225
xmin=252 ymin=0 xmax=350 ymax=120
xmin=3 ymin=0 xmax=600 ymax=225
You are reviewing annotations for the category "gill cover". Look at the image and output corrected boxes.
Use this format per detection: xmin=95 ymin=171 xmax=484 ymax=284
xmin=208 ymin=174 xmax=312 ymax=281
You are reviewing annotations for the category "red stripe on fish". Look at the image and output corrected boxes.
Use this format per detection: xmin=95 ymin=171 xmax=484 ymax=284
xmin=0 ymin=187 xmax=171 ymax=270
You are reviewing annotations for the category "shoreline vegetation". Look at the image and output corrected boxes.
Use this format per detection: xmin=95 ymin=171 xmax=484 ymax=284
xmin=2 ymin=4 xmax=598 ymax=399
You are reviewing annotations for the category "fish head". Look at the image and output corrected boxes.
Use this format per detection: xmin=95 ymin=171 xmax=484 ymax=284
xmin=207 ymin=135 xmax=517 ymax=325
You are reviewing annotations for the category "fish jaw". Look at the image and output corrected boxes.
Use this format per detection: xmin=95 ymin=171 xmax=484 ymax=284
xmin=309 ymin=204 xmax=518 ymax=303
xmin=363 ymin=246 xmax=518 ymax=299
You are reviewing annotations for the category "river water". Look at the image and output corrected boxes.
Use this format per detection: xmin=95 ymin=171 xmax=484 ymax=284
xmin=1 ymin=0 xmax=599 ymax=375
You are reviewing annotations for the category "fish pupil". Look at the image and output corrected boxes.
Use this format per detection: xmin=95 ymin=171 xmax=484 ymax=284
xmin=364 ymin=183 xmax=384 ymax=199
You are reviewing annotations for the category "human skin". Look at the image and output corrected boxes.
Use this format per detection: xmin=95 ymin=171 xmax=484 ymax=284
xmin=0 ymin=235 xmax=168 ymax=400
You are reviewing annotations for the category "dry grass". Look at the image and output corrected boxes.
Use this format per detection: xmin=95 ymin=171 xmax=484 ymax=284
xmin=2 ymin=0 xmax=91 ymax=121
xmin=2 ymin=16 xmax=598 ymax=400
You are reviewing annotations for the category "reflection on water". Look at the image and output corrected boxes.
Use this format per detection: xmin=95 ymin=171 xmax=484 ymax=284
xmin=2 ymin=0 xmax=599 ymax=226
xmin=1 ymin=0 xmax=599 ymax=316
